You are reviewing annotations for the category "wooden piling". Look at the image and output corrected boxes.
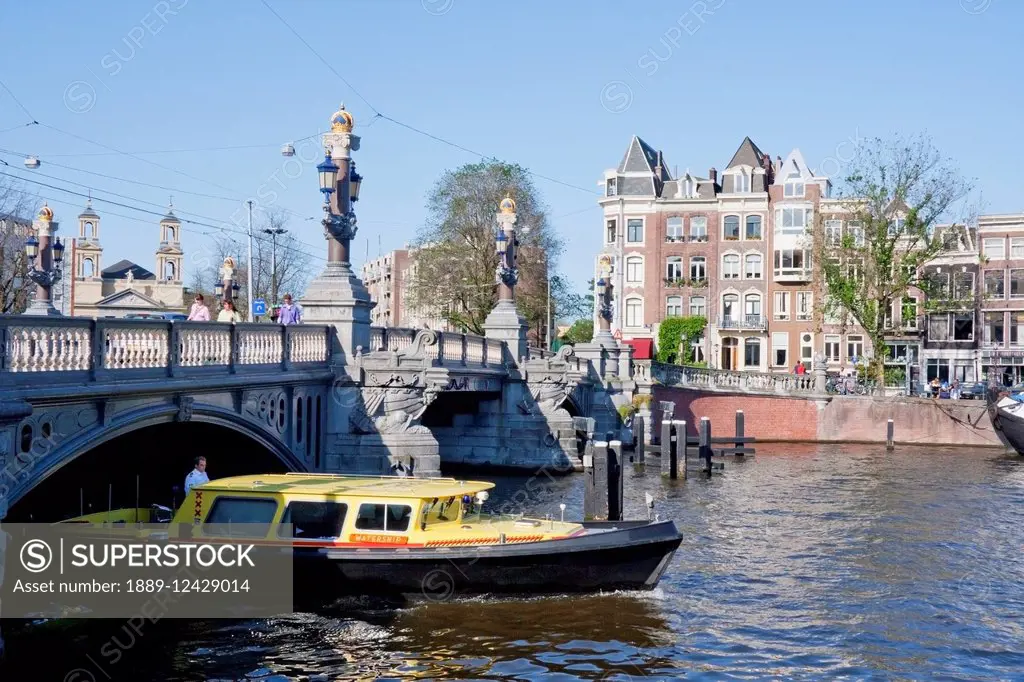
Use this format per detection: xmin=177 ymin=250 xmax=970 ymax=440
xmin=608 ymin=440 xmax=624 ymax=521
xmin=735 ymin=410 xmax=745 ymax=457
xmin=674 ymin=420 xmax=688 ymax=479
xmin=634 ymin=416 xmax=646 ymax=465
xmin=660 ymin=419 xmax=672 ymax=478
xmin=699 ymin=417 xmax=712 ymax=475
xmin=587 ymin=441 xmax=610 ymax=520
xmin=886 ymin=418 xmax=894 ymax=450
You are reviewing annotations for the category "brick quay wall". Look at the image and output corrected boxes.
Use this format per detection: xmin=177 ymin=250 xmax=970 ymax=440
xmin=651 ymin=387 xmax=1007 ymax=449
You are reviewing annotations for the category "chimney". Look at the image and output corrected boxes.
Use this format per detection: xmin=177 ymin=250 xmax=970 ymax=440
xmin=655 ymin=150 xmax=664 ymax=177
xmin=776 ymin=155 xmax=783 ymax=170
xmin=709 ymin=167 xmax=717 ymax=184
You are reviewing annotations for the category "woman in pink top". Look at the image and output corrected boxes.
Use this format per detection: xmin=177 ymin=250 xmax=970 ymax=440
xmin=187 ymin=294 xmax=211 ymax=321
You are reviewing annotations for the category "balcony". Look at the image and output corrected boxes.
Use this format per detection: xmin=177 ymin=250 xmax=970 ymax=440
xmin=773 ymin=267 xmax=813 ymax=283
xmin=719 ymin=315 xmax=767 ymax=330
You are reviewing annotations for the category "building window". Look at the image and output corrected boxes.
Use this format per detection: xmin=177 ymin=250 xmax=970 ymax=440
xmin=744 ymin=338 xmax=761 ymax=367
xmin=81 ymin=257 xmax=94 ymax=278
xmin=774 ymin=249 xmax=810 ymax=277
xmin=926 ymin=358 xmax=948 ymax=383
xmin=666 ymin=256 xmax=683 ymax=280
xmin=953 ymin=313 xmax=974 ymax=341
xmin=985 ymin=312 xmax=1005 ymax=346
xmin=744 ymin=293 xmax=761 ymax=319
xmin=796 ymin=291 xmax=812 ymax=320
xmin=772 ymin=332 xmax=788 ymax=367
xmin=825 ymin=335 xmax=841 ymax=363
xmin=723 ymin=215 xmax=740 ymax=240
xmin=786 ymin=174 xmax=802 ymax=197
xmin=722 ymin=293 xmax=739 ymax=322
xmin=745 ymin=215 xmax=762 ymax=240
xmin=953 ymin=361 xmax=976 ymax=383
xmin=800 ymin=332 xmax=814 ymax=364
xmin=683 ymin=177 xmax=696 ymax=198
xmin=775 ymin=207 xmax=809 ymax=234
xmin=722 ymin=253 xmax=740 ymax=279
xmin=690 ymin=256 xmax=706 ymax=280
xmin=928 ymin=314 xmax=949 ymax=341
xmin=848 ymin=221 xmax=864 ymax=246
xmin=744 ymin=253 xmax=763 ymax=279
xmin=847 ymin=335 xmax=864 ymax=362
xmin=1012 ymin=312 xmax=1024 ymax=346
xmin=1010 ymin=270 xmax=1024 ymax=298
xmin=886 ymin=343 xmax=919 ymax=364
xmin=692 ymin=338 xmax=705 ymax=363
xmin=983 ymin=238 xmax=1005 ymax=260
xmin=666 ymin=295 xmax=683 ymax=317
xmin=626 ymin=255 xmax=643 ymax=283
xmin=666 ymin=217 xmax=684 ymax=242
xmin=985 ymin=270 xmax=1005 ymax=299
xmin=1012 ymin=238 xmax=1024 ymax=258
xmin=690 ymin=216 xmax=707 ymax=241
xmin=626 ymin=218 xmax=644 ymax=243
xmin=606 ymin=219 xmax=617 ymax=244
xmin=164 ymin=261 xmax=176 ymax=280
xmin=167 ymin=226 xmax=177 ymax=242
xmin=773 ymin=291 xmax=789 ymax=320
xmin=734 ymin=172 xmax=750 ymax=193
xmin=606 ymin=178 xmax=617 ymax=196
xmin=901 ymin=297 xmax=918 ymax=329
xmin=83 ymin=221 xmax=94 ymax=238
xmin=625 ymin=298 xmax=643 ymax=327
xmin=953 ymin=271 xmax=975 ymax=299
xmin=824 ymin=219 xmax=842 ymax=246
xmin=689 ymin=296 xmax=706 ymax=316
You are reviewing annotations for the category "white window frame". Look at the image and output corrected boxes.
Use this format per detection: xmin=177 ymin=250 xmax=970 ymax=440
xmin=848 ymin=221 xmax=864 ymax=247
xmin=775 ymin=207 xmax=810 ymax=235
xmin=744 ymin=293 xmax=762 ymax=318
xmin=689 ymin=295 xmax=706 ymax=317
xmin=723 ymin=215 xmax=741 ymax=241
xmin=721 ymin=253 xmax=741 ymax=279
xmin=847 ymin=335 xmax=864 ymax=362
xmin=666 ymin=217 xmax=684 ymax=242
xmin=800 ymin=332 xmax=815 ymax=364
xmin=605 ymin=219 xmax=617 ymax=245
xmin=824 ymin=334 xmax=841 ymax=363
xmin=665 ymin=256 xmax=683 ymax=280
xmin=625 ymin=255 xmax=644 ymax=284
xmin=689 ymin=256 xmax=706 ymax=281
xmin=784 ymin=179 xmax=805 ymax=198
xmin=745 ymin=214 xmax=762 ymax=240
xmin=666 ymin=295 xmax=683 ymax=317
xmin=773 ymin=291 xmax=790 ymax=321
xmin=626 ymin=217 xmax=645 ymax=244
xmin=625 ymin=297 xmax=644 ymax=328
xmin=690 ymin=216 xmax=708 ymax=242
xmin=722 ymin=293 xmax=739 ymax=321
xmin=744 ymin=252 xmax=763 ymax=279
xmin=606 ymin=178 xmax=617 ymax=197
xmin=796 ymin=291 xmax=812 ymax=320
xmin=771 ymin=332 xmax=788 ymax=367
xmin=824 ymin=219 xmax=842 ymax=246
xmin=734 ymin=171 xmax=750 ymax=193
xmin=1011 ymin=237 xmax=1024 ymax=259
xmin=901 ymin=296 xmax=919 ymax=330
xmin=983 ymin=237 xmax=1005 ymax=260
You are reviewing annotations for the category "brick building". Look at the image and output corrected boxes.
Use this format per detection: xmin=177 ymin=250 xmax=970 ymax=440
xmin=977 ymin=213 xmax=1024 ymax=384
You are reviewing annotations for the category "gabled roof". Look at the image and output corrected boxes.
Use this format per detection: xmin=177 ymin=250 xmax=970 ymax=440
xmin=726 ymin=136 xmax=767 ymax=170
xmin=101 ymin=259 xmax=156 ymax=280
xmin=94 ymin=288 xmax=165 ymax=308
xmin=617 ymin=136 xmax=670 ymax=180
xmin=774 ymin=149 xmax=813 ymax=183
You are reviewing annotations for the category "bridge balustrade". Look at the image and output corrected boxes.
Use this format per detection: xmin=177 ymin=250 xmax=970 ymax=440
xmin=0 ymin=317 xmax=331 ymax=382
xmin=645 ymin=360 xmax=821 ymax=395
xmin=368 ymin=326 xmax=509 ymax=368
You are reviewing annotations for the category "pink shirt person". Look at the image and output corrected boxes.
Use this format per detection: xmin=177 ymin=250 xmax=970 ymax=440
xmin=187 ymin=295 xmax=211 ymax=321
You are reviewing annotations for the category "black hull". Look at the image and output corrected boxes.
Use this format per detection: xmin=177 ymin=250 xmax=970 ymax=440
xmin=294 ymin=520 xmax=682 ymax=601
xmin=986 ymin=387 xmax=1024 ymax=454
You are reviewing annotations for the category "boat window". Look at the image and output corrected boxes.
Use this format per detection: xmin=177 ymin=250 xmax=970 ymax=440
xmin=204 ymin=497 xmax=277 ymax=537
xmin=355 ymin=503 xmax=412 ymax=532
xmin=278 ymin=501 xmax=347 ymax=539
xmin=421 ymin=497 xmax=459 ymax=525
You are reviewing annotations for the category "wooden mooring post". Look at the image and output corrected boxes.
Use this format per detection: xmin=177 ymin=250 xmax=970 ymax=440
xmin=698 ymin=417 xmax=713 ymax=475
xmin=608 ymin=440 xmax=624 ymax=521
xmin=661 ymin=419 xmax=685 ymax=479
xmin=633 ymin=415 xmax=646 ymax=465
xmin=584 ymin=440 xmax=609 ymax=520
xmin=886 ymin=418 xmax=895 ymax=451
xmin=735 ymin=410 xmax=745 ymax=457
xmin=674 ymin=420 xmax=689 ymax=479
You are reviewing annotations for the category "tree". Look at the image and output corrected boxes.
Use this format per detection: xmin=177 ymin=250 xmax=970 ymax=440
xmin=556 ymin=277 xmax=594 ymax=321
xmin=817 ymin=134 xmax=974 ymax=390
xmin=560 ymin=319 xmax=593 ymax=344
xmin=657 ymin=315 xmax=707 ymax=364
xmin=409 ymin=161 xmax=564 ymax=335
xmin=0 ymin=178 xmax=36 ymax=314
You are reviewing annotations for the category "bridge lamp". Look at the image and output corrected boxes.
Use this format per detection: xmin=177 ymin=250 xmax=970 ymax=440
xmin=231 ymin=282 xmax=241 ymax=298
xmin=495 ymin=230 xmax=508 ymax=255
xmin=24 ymin=234 xmax=39 ymax=261
xmin=317 ymin=153 xmax=339 ymax=197
xmin=214 ymin=281 xmax=224 ymax=298
xmin=349 ymin=162 xmax=362 ymax=202
xmin=52 ymin=237 xmax=65 ymax=264
xmin=596 ymin=278 xmax=606 ymax=296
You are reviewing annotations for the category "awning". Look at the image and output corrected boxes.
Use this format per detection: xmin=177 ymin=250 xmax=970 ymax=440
xmin=623 ymin=337 xmax=654 ymax=359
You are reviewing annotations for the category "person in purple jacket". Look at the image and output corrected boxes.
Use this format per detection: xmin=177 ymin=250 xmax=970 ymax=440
xmin=278 ymin=293 xmax=302 ymax=326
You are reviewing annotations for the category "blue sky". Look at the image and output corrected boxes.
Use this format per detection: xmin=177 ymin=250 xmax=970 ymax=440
xmin=1 ymin=0 xmax=1021 ymax=295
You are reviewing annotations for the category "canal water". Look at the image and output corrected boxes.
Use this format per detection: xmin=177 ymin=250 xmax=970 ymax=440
xmin=4 ymin=444 xmax=1023 ymax=680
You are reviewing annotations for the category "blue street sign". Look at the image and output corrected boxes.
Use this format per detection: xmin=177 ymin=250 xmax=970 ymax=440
xmin=252 ymin=298 xmax=267 ymax=317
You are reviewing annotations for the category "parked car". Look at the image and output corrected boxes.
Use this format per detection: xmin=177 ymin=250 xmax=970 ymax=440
xmin=958 ymin=382 xmax=987 ymax=400
xmin=124 ymin=312 xmax=187 ymax=321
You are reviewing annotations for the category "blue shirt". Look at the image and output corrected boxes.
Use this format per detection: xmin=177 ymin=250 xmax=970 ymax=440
xmin=278 ymin=304 xmax=301 ymax=325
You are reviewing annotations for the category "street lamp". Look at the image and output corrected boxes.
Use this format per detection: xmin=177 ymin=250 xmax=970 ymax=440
xmin=593 ymin=276 xmax=614 ymax=345
xmin=24 ymin=205 xmax=65 ymax=316
xmin=214 ymin=281 xmax=224 ymax=298
xmin=349 ymin=163 xmax=362 ymax=202
xmin=495 ymin=230 xmax=508 ymax=255
xmin=263 ymin=226 xmax=287 ymax=305
xmin=318 ymin=153 xmax=339 ymax=197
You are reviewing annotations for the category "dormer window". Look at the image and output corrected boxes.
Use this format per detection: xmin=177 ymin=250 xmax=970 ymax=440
xmin=734 ymin=172 xmax=750 ymax=193
xmin=784 ymin=173 xmax=804 ymax=198
xmin=606 ymin=178 xmax=617 ymax=197
xmin=684 ymin=177 xmax=695 ymax=198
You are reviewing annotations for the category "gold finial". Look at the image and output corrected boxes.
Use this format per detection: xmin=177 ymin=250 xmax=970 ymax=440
xmin=330 ymin=102 xmax=354 ymax=133
xmin=499 ymin=195 xmax=516 ymax=214
xmin=38 ymin=203 xmax=53 ymax=221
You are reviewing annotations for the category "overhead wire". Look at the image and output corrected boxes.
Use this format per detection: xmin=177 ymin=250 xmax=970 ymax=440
xmin=0 ymin=78 xmax=38 ymax=124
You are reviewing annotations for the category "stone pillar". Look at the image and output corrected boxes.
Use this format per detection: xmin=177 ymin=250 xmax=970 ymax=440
xmin=300 ymin=104 xmax=373 ymax=367
xmin=592 ymin=277 xmax=615 ymax=347
xmin=813 ymin=351 xmax=828 ymax=394
xmin=484 ymin=197 xmax=528 ymax=363
xmin=25 ymin=207 xmax=62 ymax=317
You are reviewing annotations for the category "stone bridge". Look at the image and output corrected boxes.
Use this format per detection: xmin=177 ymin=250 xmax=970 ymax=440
xmin=0 ymin=317 xmax=635 ymax=515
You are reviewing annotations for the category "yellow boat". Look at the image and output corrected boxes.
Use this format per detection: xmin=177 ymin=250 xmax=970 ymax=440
xmin=61 ymin=473 xmax=683 ymax=598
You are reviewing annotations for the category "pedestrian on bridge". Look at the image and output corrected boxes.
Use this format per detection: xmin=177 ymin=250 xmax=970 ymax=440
xmin=187 ymin=294 xmax=210 ymax=321
xmin=185 ymin=456 xmax=209 ymax=494
xmin=217 ymin=299 xmax=243 ymax=323
xmin=278 ymin=294 xmax=302 ymax=326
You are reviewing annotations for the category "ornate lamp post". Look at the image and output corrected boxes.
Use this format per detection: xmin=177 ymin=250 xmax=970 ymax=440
xmin=24 ymin=205 xmax=66 ymax=316
xmin=484 ymin=196 xmax=529 ymax=362
xmin=593 ymin=276 xmax=614 ymax=345
xmin=216 ymin=257 xmax=240 ymax=307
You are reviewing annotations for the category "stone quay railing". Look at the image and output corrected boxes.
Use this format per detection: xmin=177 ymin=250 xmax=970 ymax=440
xmin=643 ymin=360 xmax=823 ymax=395
xmin=0 ymin=317 xmax=331 ymax=382
xmin=368 ymin=326 xmax=508 ymax=368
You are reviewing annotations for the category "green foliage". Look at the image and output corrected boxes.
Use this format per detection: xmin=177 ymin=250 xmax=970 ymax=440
xmin=561 ymin=319 xmax=593 ymax=345
xmin=818 ymin=134 xmax=974 ymax=390
xmin=617 ymin=403 xmax=636 ymax=424
xmin=632 ymin=394 xmax=652 ymax=410
xmin=656 ymin=315 xmax=707 ymax=364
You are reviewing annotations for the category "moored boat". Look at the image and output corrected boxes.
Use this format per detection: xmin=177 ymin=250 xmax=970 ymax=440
xmin=60 ymin=473 xmax=683 ymax=599
xmin=986 ymin=385 xmax=1024 ymax=454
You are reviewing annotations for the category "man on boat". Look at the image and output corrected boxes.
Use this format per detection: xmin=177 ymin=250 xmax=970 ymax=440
xmin=185 ymin=456 xmax=209 ymax=494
